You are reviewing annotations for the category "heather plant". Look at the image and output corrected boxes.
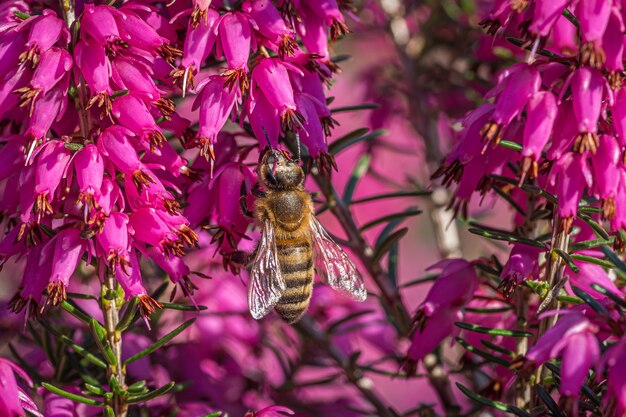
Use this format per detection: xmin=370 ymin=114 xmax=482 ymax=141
xmin=2 ymin=1 xmax=626 ymax=417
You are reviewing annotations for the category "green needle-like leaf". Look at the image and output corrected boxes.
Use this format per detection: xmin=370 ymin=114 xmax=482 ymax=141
xmin=343 ymin=154 xmax=371 ymax=205
xmin=455 ymin=322 xmax=533 ymax=337
xmin=600 ymin=245 xmax=626 ymax=273
xmin=534 ymin=384 xmax=566 ymax=417
xmin=456 ymin=383 xmax=531 ymax=417
xmin=373 ymin=228 xmax=408 ymax=264
xmin=456 ymin=338 xmax=511 ymax=367
xmin=329 ymin=129 xmax=387 ymax=155
xmin=124 ymin=319 xmax=196 ymax=365
xmin=160 ymin=303 xmax=208 ymax=311
xmin=127 ymin=382 xmax=176 ymax=404
xmin=360 ymin=208 xmax=422 ymax=232
xmin=571 ymin=286 xmax=610 ymax=317
xmin=42 ymin=383 xmax=104 ymax=406
xmin=37 ymin=319 xmax=107 ymax=369
xmin=591 ymin=283 xmax=626 ymax=309
xmin=89 ymin=319 xmax=116 ymax=366
xmin=330 ymin=103 xmax=380 ymax=113
xmin=553 ymin=249 xmax=579 ymax=273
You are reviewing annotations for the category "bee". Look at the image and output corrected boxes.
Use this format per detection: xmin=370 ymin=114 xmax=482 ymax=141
xmin=249 ymin=150 xmax=367 ymax=324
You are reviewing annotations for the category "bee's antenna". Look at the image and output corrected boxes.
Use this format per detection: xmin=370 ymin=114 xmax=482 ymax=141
xmin=294 ymin=132 xmax=302 ymax=163
xmin=262 ymin=127 xmax=275 ymax=153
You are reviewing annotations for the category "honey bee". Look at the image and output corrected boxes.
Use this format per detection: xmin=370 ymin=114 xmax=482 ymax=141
xmin=249 ymin=150 xmax=367 ymax=324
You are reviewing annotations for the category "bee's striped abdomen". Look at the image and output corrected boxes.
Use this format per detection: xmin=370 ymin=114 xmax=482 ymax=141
xmin=275 ymin=236 xmax=314 ymax=324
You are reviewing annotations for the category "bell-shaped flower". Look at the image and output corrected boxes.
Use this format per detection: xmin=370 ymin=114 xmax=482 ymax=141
xmin=302 ymin=0 xmax=348 ymax=42
xmin=549 ymin=152 xmax=593 ymax=232
xmin=520 ymin=91 xmax=557 ymax=182
xmin=97 ymin=125 xmax=156 ymax=193
xmin=14 ymin=47 xmax=72 ymax=116
xmin=174 ymin=8 xmax=219 ymax=91
xmin=295 ymin=93 xmax=336 ymax=176
xmin=243 ymin=0 xmax=297 ymax=58
xmin=74 ymin=144 xmax=104 ymax=208
xmin=526 ymin=311 xmax=600 ymax=412
xmin=25 ymin=77 xmax=69 ymax=142
xmin=551 ymin=15 xmax=578 ymax=55
xmin=145 ymin=246 xmax=197 ymax=299
xmin=216 ymin=12 xmax=254 ymax=92
xmin=416 ymin=259 xmax=479 ymax=318
xmin=0 ymin=358 xmax=38 ymax=417
xmin=97 ymin=212 xmax=130 ymax=272
xmin=47 ymin=228 xmax=86 ymax=306
xmin=566 ymin=260 xmax=623 ymax=299
xmin=190 ymin=76 xmax=237 ymax=161
xmin=296 ymin=7 xmax=330 ymax=60
xmin=577 ymin=0 xmax=613 ymax=68
xmin=124 ymin=169 xmax=179 ymax=215
xmin=601 ymin=336 xmax=626 ymax=417
xmin=251 ymin=57 xmax=304 ymax=131
xmin=115 ymin=250 xmax=162 ymax=319
xmin=33 ymin=140 xmax=71 ymax=218
xmin=481 ymin=64 xmax=540 ymax=149
xmin=500 ymin=244 xmax=543 ymax=296
xmin=117 ymin=4 xmax=175 ymax=61
xmin=111 ymin=93 xmax=166 ymax=151
xmin=16 ymin=9 xmax=67 ymax=68
xmin=75 ymin=35 xmax=112 ymax=118
xmin=408 ymin=307 xmax=461 ymax=363
xmin=81 ymin=4 xmax=123 ymax=45
xmin=592 ymin=134 xmax=621 ymax=219
xmin=602 ymin=9 xmax=624 ymax=86
xmin=129 ymin=208 xmax=197 ymax=258
xmin=111 ymin=57 xmax=160 ymax=103
xmin=528 ymin=0 xmax=570 ymax=38
xmin=9 ymin=240 xmax=54 ymax=316
xmin=570 ymin=67 xmax=607 ymax=153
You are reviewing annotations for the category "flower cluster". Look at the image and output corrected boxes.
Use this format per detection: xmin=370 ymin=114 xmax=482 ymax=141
xmin=0 ymin=0 xmax=348 ymax=321
xmin=425 ymin=0 xmax=626 ymax=413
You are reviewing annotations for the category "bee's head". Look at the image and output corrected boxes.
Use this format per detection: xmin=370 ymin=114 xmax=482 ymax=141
xmin=259 ymin=149 xmax=304 ymax=190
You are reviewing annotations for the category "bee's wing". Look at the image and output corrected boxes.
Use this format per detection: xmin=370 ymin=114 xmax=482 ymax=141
xmin=248 ymin=219 xmax=286 ymax=319
xmin=309 ymin=216 xmax=367 ymax=301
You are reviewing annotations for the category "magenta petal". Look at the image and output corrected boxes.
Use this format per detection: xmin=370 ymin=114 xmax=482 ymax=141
xmin=492 ymin=64 xmax=540 ymax=126
xmin=522 ymin=91 xmax=557 ymax=159
xmin=577 ymin=0 xmax=612 ymax=43
xmin=529 ymin=0 xmax=570 ymax=37
xmin=181 ymin=9 xmax=219 ymax=71
xmin=571 ymin=67 xmax=605 ymax=134
xmin=560 ymin=332 xmax=599 ymax=397
xmin=74 ymin=144 xmax=104 ymax=198
xmin=218 ymin=12 xmax=252 ymax=70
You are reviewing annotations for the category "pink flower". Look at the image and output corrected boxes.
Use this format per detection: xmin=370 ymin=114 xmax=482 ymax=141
xmin=481 ymin=64 xmax=541 ymax=148
xmin=520 ymin=91 xmax=557 ymax=182
xmin=73 ymin=144 xmax=104 ymax=208
xmin=33 ymin=140 xmax=72 ymax=218
xmin=577 ymin=0 xmax=613 ymax=68
xmin=243 ymin=0 xmax=297 ymax=58
xmin=47 ymin=228 xmax=86 ymax=306
xmin=0 ymin=358 xmax=38 ymax=417
xmin=601 ymin=336 xmax=626 ymax=417
xmin=526 ymin=312 xmax=600 ymax=410
xmin=111 ymin=93 xmax=166 ymax=151
xmin=190 ymin=76 xmax=237 ymax=161
xmin=97 ymin=212 xmax=130 ymax=271
xmin=570 ymin=67 xmax=608 ymax=153
xmin=528 ymin=0 xmax=570 ymax=38
xmin=548 ymin=152 xmax=592 ymax=232
xmin=500 ymin=244 xmax=542 ymax=296
xmin=15 ymin=9 xmax=68 ymax=68
xmin=216 ymin=12 xmax=254 ymax=92
xmin=592 ymin=134 xmax=621 ymax=219
xmin=251 ymin=57 xmax=304 ymax=131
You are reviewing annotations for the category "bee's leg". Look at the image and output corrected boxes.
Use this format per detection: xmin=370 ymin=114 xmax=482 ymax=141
xmin=226 ymin=250 xmax=254 ymax=267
